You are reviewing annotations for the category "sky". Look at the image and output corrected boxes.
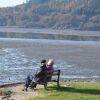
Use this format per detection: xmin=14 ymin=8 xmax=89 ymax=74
xmin=0 ymin=0 xmax=26 ymax=7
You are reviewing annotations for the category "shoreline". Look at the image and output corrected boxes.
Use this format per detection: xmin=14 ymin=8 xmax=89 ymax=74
xmin=0 ymin=78 xmax=100 ymax=88
xmin=0 ymin=27 xmax=100 ymax=36
xmin=0 ymin=82 xmax=24 ymax=88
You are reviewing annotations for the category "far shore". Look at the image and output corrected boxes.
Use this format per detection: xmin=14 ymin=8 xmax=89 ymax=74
xmin=0 ymin=27 xmax=100 ymax=36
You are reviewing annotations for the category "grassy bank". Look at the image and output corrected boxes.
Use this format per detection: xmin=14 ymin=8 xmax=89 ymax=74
xmin=0 ymin=82 xmax=100 ymax=100
xmin=29 ymin=82 xmax=100 ymax=100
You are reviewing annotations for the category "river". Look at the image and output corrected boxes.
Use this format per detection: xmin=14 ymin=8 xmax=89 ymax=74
xmin=0 ymin=28 xmax=100 ymax=84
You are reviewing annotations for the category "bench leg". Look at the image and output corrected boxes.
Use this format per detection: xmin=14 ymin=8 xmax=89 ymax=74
xmin=57 ymin=72 xmax=60 ymax=87
xmin=57 ymin=81 xmax=60 ymax=87
xmin=44 ymin=82 xmax=47 ymax=89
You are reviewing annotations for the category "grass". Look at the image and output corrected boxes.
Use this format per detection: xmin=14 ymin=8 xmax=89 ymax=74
xmin=29 ymin=82 xmax=100 ymax=100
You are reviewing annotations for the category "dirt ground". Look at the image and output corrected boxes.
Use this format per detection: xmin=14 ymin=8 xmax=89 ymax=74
xmin=0 ymin=84 xmax=44 ymax=100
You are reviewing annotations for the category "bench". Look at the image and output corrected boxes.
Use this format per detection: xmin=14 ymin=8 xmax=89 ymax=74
xmin=30 ymin=70 xmax=60 ymax=89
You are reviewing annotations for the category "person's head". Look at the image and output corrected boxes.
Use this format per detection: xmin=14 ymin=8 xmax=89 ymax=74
xmin=41 ymin=59 xmax=46 ymax=65
xmin=47 ymin=59 xmax=54 ymax=66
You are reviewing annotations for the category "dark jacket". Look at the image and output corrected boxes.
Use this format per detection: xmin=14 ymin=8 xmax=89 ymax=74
xmin=40 ymin=64 xmax=47 ymax=72
xmin=36 ymin=64 xmax=47 ymax=78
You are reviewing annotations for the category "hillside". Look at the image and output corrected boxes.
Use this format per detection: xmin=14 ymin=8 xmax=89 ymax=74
xmin=0 ymin=0 xmax=100 ymax=31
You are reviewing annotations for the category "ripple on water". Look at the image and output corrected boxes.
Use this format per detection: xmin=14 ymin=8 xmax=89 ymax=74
xmin=0 ymin=48 xmax=100 ymax=84
xmin=0 ymin=48 xmax=39 ymax=84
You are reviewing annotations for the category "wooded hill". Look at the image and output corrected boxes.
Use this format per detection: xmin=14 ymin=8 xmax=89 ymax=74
xmin=0 ymin=0 xmax=100 ymax=31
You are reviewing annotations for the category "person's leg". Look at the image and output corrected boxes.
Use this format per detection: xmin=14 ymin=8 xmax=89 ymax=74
xmin=30 ymin=82 xmax=37 ymax=89
xmin=24 ymin=75 xmax=32 ymax=91
xmin=29 ymin=77 xmax=37 ymax=89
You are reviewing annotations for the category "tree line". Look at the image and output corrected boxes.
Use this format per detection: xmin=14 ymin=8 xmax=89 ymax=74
xmin=0 ymin=0 xmax=100 ymax=31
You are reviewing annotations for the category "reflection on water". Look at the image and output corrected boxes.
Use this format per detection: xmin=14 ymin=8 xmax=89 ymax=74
xmin=0 ymin=48 xmax=100 ymax=84
xmin=0 ymin=32 xmax=100 ymax=41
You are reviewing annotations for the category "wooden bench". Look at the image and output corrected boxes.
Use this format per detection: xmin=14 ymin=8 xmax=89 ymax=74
xmin=30 ymin=70 xmax=60 ymax=89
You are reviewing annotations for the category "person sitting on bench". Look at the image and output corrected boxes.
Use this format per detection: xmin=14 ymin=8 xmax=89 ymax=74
xmin=46 ymin=59 xmax=54 ymax=81
xmin=24 ymin=59 xmax=47 ymax=91
xmin=35 ymin=59 xmax=47 ymax=82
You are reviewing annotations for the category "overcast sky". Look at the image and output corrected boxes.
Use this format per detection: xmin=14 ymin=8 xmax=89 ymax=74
xmin=0 ymin=0 xmax=26 ymax=7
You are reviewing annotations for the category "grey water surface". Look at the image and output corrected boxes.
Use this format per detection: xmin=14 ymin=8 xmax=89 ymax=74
xmin=0 ymin=29 xmax=100 ymax=84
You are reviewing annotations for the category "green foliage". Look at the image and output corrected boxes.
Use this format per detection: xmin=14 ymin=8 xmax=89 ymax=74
xmin=0 ymin=0 xmax=100 ymax=30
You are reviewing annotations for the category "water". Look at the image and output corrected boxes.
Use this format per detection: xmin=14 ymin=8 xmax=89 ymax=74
xmin=0 ymin=32 xmax=100 ymax=41
xmin=0 ymin=28 xmax=100 ymax=84
xmin=0 ymin=48 xmax=39 ymax=84
xmin=0 ymin=48 xmax=100 ymax=85
xmin=0 ymin=28 xmax=100 ymax=41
